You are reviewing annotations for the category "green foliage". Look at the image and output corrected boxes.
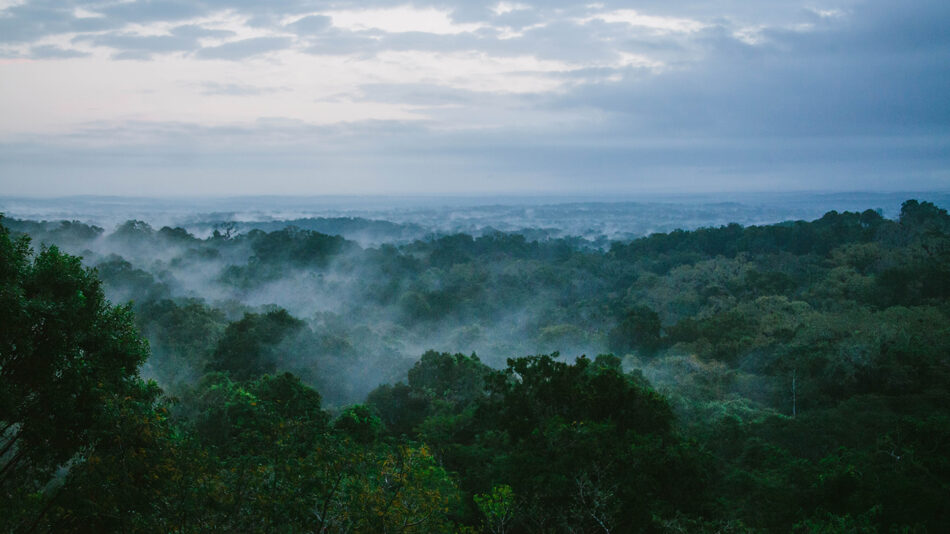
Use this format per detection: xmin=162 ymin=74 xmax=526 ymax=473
xmin=95 ymin=254 xmax=170 ymax=302
xmin=334 ymin=404 xmax=382 ymax=444
xmin=463 ymin=355 xmax=701 ymax=532
xmin=608 ymin=305 xmax=662 ymax=355
xmin=5 ymin=198 xmax=950 ymax=532
xmin=207 ymin=309 xmax=304 ymax=380
xmin=408 ymin=350 xmax=490 ymax=408
xmin=474 ymin=484 xmax=515 ymax=534
xmin=366 ymin=382 xmax=430 ymax=438
xmin=136 ymin=298 xmax=227 ymax=388
xmin=0 ymin=220 xmax=162 ymax=531
xmin=250 ymin=226 xmax=352 ymax=267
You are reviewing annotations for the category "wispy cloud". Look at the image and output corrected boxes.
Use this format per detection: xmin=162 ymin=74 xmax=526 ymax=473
xmin=195 ymin=36 xmax=294 ymax=60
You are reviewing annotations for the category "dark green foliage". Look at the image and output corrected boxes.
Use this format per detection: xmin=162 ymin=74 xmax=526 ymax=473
xmin=4 ymin=198 xmax=950 ymax=532
xmin=366 ymin=382 xmax=431 ymax=438
xmin=157 ymin=225 xmax=199 ymax=243
xmin=3 ymin=218 xmax=104 ymax=248
xmin=465 ymin=355 xmax=702 ymax=532
xmin=250 ymin=226 xmax=352 ymax=267
xmin=370 ymin=352 xmax=705 ymax=532
xmin=333 ymin=404 xmax=382 ymax=444
xmin=610 ymin=208 xmax=886 ymax=273
xmin=95 ymin=254 xmax=170 ymax=302
xmin=135 ymin=298 xmax=228 ymax=387
xmin=112 ymin=220 xmax=155 ymax=239
xmin=207 ymin=309 xmax=304 ymax=380
xmin=367 ymin=351 xmax=491 ymax=439
xmin=0 ymin=220 xmax=161 ymax=531
xmin=899 ymin=199 xmax=950 ymax=234
xmin=408 ymin=350 xmax=491 ymax=408
xmin=608 ymin=305 xmax=662 ymax=355
xmin=183 ymin=372 xmax=329 ymax=455
xmin=743 ymin=269 xmax=797 ymax=297
xmin=429 ymin=233 xmax=476 ymax=268
xmin=173 ymin=372 xmax=464 ymax=533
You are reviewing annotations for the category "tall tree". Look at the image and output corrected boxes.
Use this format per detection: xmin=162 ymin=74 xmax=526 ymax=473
xmin=0 ymin=219 xmax=159 ymax=531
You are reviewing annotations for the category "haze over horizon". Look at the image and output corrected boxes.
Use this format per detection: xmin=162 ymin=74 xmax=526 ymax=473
xmin=1 ymin=0 xmax=949 ymax=195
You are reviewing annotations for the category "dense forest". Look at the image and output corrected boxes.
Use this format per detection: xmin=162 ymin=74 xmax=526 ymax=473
xmin=2 ymin=199 xmax=949 ymax=532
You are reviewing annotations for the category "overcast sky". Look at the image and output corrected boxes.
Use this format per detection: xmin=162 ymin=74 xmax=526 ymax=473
xmin=0 ymin=0 xmax=947 ymax=196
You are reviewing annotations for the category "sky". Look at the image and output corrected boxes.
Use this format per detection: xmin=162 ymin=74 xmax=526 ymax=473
xmin=0 ymin=0 xmax=948 ymax=196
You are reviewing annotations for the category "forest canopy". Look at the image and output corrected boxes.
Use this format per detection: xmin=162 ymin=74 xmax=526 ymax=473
xmin=2 ymin=199 xmax=949 ymax=532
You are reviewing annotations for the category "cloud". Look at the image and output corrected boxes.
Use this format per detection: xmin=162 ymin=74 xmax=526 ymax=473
xmin=353 ymin=83 xmax=487 ymax=106
xmin=200 ymin=82 xmax=287 ymax=96
xmin=579 ymin=9 xmax=707 ymax=34
xmin=0 ymin=3 xmax=115 ymax=43
xmin=79 ymin=32 xmax=199 ymax=59
xmin=550 ymin=0 xmax=950 ymax=138
xmin=491 ymin=3 xmax=531 ymax=17
xmin=96 ymin=0 xmax=206 ymax=24
xmin=171 ymin=24 xmax=236 ymax=40
xmin=324 ymin=6 xmax=486 ymax=35
xmin=0 ymin=0 xmax=948 ymax=196
xmin=195 ymin=36 xmax=294 ymax=60
xmin=29 ymin=44 xmax=89 ymax=59
xmin=3 ymin=118 xmax=948 ymax=196
xmin=301 ymin=29 xmax=380 ymax=55
xmin=286 ymin=15 xmax=332 ymax=35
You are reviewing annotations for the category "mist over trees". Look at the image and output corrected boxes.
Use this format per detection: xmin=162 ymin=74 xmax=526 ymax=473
xmin=2 ymin=199 xmax=950 ymax=532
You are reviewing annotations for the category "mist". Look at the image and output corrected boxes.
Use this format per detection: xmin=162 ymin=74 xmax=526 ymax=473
xmin=4 ymin=192 xmax=947 ymax=407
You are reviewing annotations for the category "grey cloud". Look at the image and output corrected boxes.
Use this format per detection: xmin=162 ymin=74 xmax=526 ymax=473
xmin=112 ymin=50 xmax=158 ymax=61
xmin=370 ymin=30 xmax=491 ymax=54
xmin=296 ymin=19 xmax=624 ymax=63
xmin=245 ymin=13 xmax=282 ymax=28
xmin=200 ymin=82 xmax=287 ymax=96
xmin=353 ymin=83 xmax=495 ymax=106
xmin=78 ymin=32 xmax=199 ymax=59
xmin=3 ymin=119 xmax=948 ymax=195
xmin=29 ymin=44 xmax=89 ymax=59
xmin=32 ymin=22 xmax=235 ymax=61
xmin=0 ymin=0 xmax=721 ymax=63
xmin=303 ymin=30 xmax=381 ymax=56
xmin=0 ymin=4 xmax=115 ymax=43
xmin=839 ymin=0 xmax=950 ymax=53
xmin=753 ymin=18 xmax=935 ymax=58
xmin=444 ymin=2 xmax=494 ymax=24
xmin=2 ymin=0 xmax=948 ymax=195
xmin=504 ymin=20 xmax=622 ymax=62
xmin=551 ymin=0 xmax=950 ymax=138
xmin=171 ymin=24 xmax=236 ymax=39
xmin=0 ymin=0 xmax=315 ymax=44
xmin=195 ymin=36 xmax=294 ymax=60
xmin=97 ymin=0 xmax=206 ymax=24
xmin=294 ymin=14 xmax=691 ymax=66
xmin=489 ymin=9 xmax=545 ymax=28
xmin=286 ymin=15 xmax=332 ymax=35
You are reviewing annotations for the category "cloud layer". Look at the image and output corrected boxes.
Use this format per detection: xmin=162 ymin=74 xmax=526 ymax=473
xmin=0 ymin=0 xmax=948 ymax=194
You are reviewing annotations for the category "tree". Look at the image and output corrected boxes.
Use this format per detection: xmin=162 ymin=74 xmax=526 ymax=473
xmin=206 ymin=309 xmax=305 ymax=380
xmin=345 ymin=445 xmax=461 ymax=534
xmin=608 ymin=305 xmax=662 ymax=355
xmin=464 ymin=355 xmax=701 ymax=531
xmin=334 ymin=404 xmax=382 ymax=444
xmin=475 ymin=484 xmax=516 ymax=534
xmin=177 ymin=372 xmax=334 ymax=532
xmin=0 ymin=219 xmax=159 ymax=531
xmin=408 ymin=350 xmax=490 ymax=409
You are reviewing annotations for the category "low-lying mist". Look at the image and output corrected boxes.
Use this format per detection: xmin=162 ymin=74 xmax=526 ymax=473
xmin=5 ymin=194 xmax=948 ymax=411
xmin=4 ymin=214 xmax=616 ymax=405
